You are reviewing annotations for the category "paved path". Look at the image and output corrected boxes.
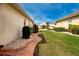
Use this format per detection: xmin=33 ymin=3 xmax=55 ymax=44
xmin=52 ymin=30 xmax=79 ymax=37
xmin=0 ymin=33 xmax=42 ymax=56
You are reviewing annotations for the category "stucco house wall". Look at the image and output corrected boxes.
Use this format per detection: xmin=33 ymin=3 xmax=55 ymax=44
xmin=71 ymin=17 xmax=79 ymax=25
xmin=55 ymin=16 xmax=79 ymax=29
xmin=55 ymin=20 xmax=69 ymax=29
xmin=29 ymin=20 xmax=33 ymax=27
xmin=27 ymin=19 xmax=33 ymax=27
xmin=0 ymin=4 xmax=33 ymax=45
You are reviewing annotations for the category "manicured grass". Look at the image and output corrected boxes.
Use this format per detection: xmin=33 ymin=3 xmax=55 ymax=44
xmin=38 ymin=30 xmax=79 ymax=56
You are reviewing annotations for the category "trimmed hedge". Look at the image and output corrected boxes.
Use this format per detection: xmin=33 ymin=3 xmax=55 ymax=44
xmin=42 ymin=25 xmax=47 ymax=29
xmin=68 ymin=24 xmax=79 ymax=34
xmin=53 ymin=27 xmax=66 ymax=32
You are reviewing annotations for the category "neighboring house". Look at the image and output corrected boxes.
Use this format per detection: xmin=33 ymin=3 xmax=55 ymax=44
xmin=39 ymin=22 xmax=55 ymax=29
xmin=55 ymin=12 xmax=79 ymax=29
xmin=38 ymin=23 xmax=47 ymax=28
xmin=0 ymin=3 xmax=34 ymax=45
xmin=48 ymin=24 xmax=55 ymax=29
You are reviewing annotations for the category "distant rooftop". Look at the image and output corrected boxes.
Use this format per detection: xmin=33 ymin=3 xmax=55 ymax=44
xmin=55 ymin=11 xmax=79 ymax=23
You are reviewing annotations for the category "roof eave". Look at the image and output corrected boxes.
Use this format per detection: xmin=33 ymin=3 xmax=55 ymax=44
xmin=55 ymin=11 xmax=79 ymax=24
xmin=8 ymin=3 xmax=34 ymax=24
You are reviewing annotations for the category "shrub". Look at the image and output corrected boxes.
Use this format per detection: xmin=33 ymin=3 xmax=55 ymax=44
xmin=42 ymin=25 xmax=47 ymax=29
xmin=53 ymin=27 xmax=66 ymax=32
xmin=68 ymin=24 xmax=79 ymax=34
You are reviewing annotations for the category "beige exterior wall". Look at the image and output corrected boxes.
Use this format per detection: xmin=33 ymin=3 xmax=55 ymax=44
xmin=28 ymin=20 xmax=33 ymax=27
xmin=55 ymin=16 xmax=79 ymax=29
xmin=55 ymin=21 xmax=69 ymax=29
xmin=26 ymin=18 xmax=33 ymax=27
xmin=71 ymin=17 xmax=79 ymax=25
xmin=0 ymin=4 xmax=33 ymax=45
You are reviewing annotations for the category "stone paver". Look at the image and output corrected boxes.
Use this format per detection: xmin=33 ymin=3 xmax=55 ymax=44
xmin=2 ymin=34 xmax=33 ymax=50
xmin=0 ymin=33 xmax=42 ymax=56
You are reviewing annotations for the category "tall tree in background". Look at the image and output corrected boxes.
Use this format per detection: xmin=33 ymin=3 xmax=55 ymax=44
xmin=46 ymin=22 xmax=49 ymax=30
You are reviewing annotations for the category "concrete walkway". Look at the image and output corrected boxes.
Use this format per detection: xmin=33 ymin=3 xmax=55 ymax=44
xmin=52 ymin=30 xmax=79 ymax=37
xmin=0 ymin=33 xmax=42 ymax=56
xmin=61 ymin=32 xmax=79 ymax=37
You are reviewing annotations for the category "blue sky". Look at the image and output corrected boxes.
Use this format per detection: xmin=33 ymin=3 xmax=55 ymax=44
xmin=21 ymin=3 xmax=79 ymax=25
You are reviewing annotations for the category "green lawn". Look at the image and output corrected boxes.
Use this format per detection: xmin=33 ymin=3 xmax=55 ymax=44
xmin=38 ymin=30 xmax=79 ymax=56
